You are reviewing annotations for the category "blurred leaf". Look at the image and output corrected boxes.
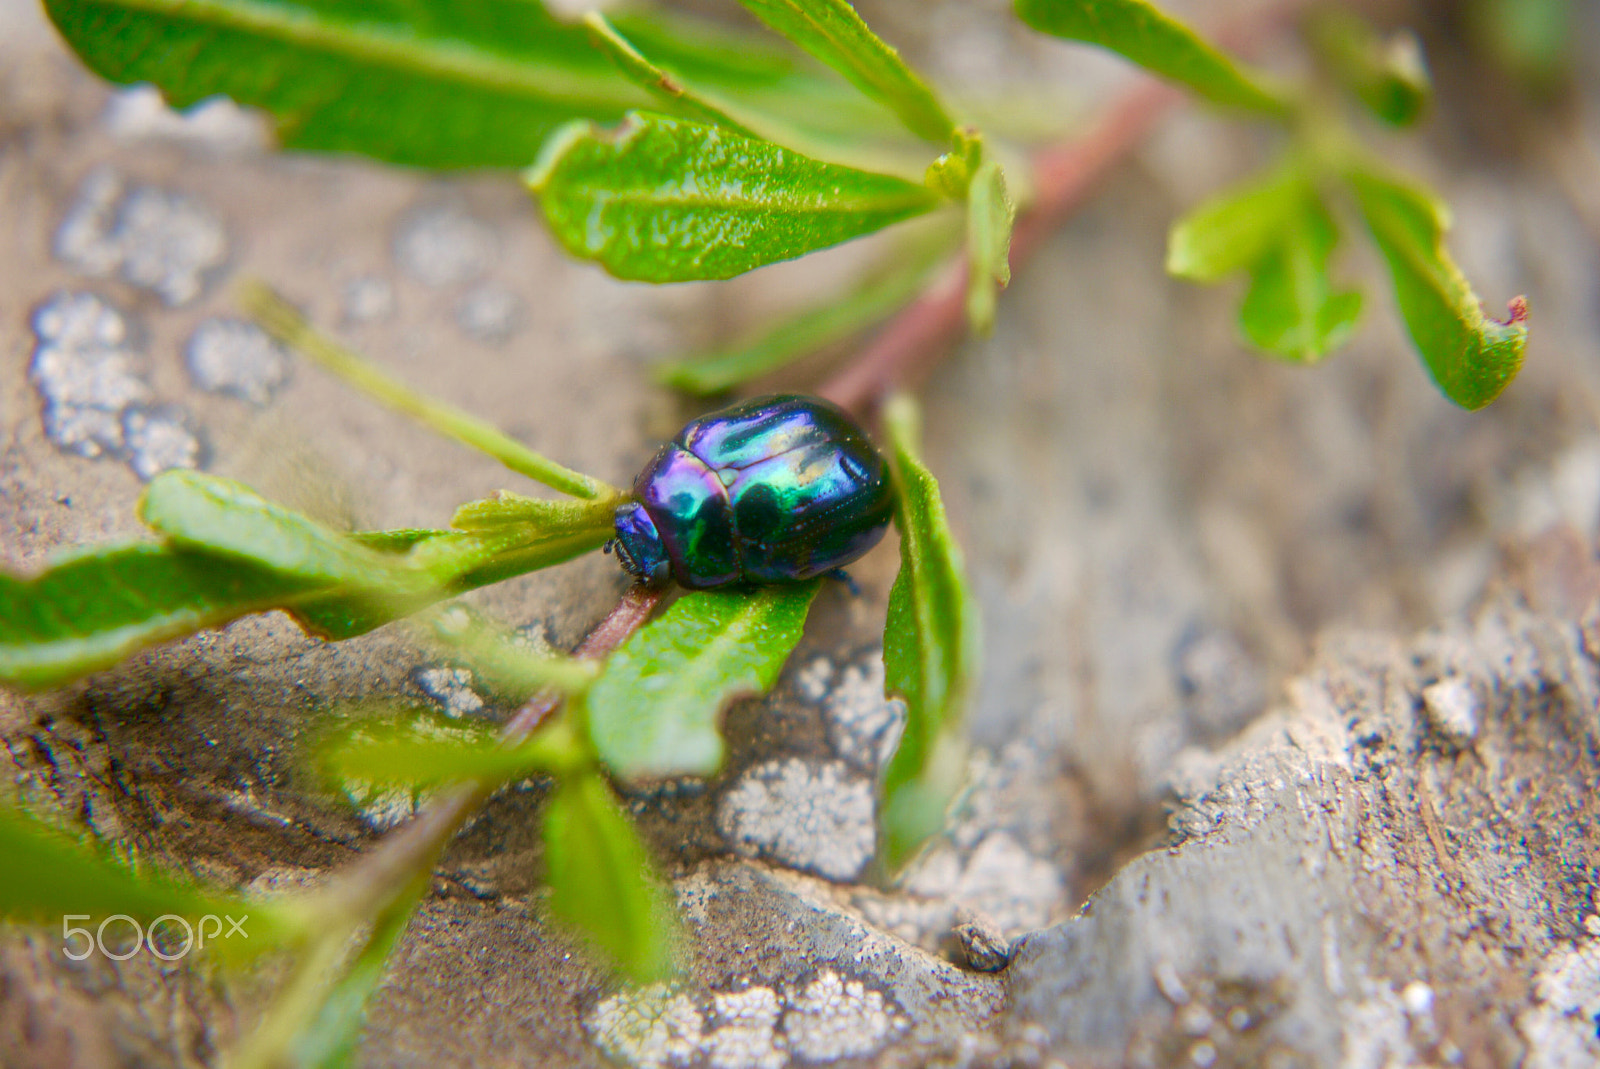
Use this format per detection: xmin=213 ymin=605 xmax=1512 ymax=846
xmin=246 ymin=285 xmax=616 ymax=500
xmin=41 ymin=0 xmax=647 ymax=170
xmin=1309 ymin=9 xmax=1430 ymax=127
xmin=1 ymin=542 xmax=325 ymax=691
xmin=318 ymin=709 xmax=582 ymax=790
xmin=1170 ymin=163 xmax=1362 ymax=362
xmin=1013 ymin=0 xmax=1289 ymax=115
xmin=924 ymin=128 xmax=984 ymax=200
xmin=422 ymin=605 xmax=600 ymax=699
xmin=587 ymin=584 xmax=819 ymax=778
xmin=286 ymin=878 xmax=425 ymax=1069
xmin=0 ymin=806 xmax=235 ymax=923
xmin=657 ymin=247 xmax=944 ymax=394
xmin=1167 ymin=163 xmax=1309 ymax=282
xmin=734 ymin=0 xmax=955 ymax=143
xmin=1347 ymin=166 xmax=1528 ymax=409
xmin=527 ymin=112 xmax=939 ymax=282
xmin=1238 ymin=202 xmax=1363 ymax=362
xmin=544 ymin=770 xmax=677 ymax=983
xmin=965 ymin=159 xmax=1014 ymax=334
xmin=1469 ymin=0 xmax=1574 ymax=92
xmin=584 ymin=12 xmax=761 ymax=138
xmin=880 ymin=394 xmax=978 ymax=867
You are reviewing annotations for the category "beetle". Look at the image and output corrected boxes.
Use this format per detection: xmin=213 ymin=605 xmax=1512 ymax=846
xmin=609 ymin=394 xmax=894 ymax=589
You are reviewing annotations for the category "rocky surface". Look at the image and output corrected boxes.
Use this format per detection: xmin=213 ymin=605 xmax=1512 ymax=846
xmin=3 ymin=0 xmax=1600 ymax=1066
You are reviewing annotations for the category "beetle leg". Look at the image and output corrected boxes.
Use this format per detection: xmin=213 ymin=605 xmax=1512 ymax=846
xmin=826 ymin=568 xmax=862 ymax=597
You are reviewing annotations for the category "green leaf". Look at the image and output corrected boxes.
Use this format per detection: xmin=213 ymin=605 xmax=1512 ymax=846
xmin=246 ymin=285 xmax=616 ymax=500
xmin=0 ymin=806 xmax=233 ymax=923
xmin=587 ymin=584 xmax=819 ymax=778
xmin=544 ymin=770 xmax=677 ymax=983
xmin=965 ymin=160 xmax=1014 ymax=334
xmin=41 ymin=0 xmax=649 ymax=170
xmin=734 ymin=0 xmax=955 ymax=143
xmin=1309 ymin=10 xmax=1430 ymax=127
xmin=318 ymin=709 xmax=583 ymax=790
xmin=527 ymin=112 xmax=939 ymax=283
xmin=140 ymin=471 xmax=397 ymax=587
xmin=1 ymin=542 xmax=326 ymax=691
xmin=1013 ymin=0 xmax=1289 ymax=115
xmin=286 ymin=881 xmax=422 ymax=1069
xmin=1169 ymin=165 xmax=1363 ymax=362
xmin=1238 ymin=202 xmax=1364 ymax=362
xmin=583 ymin=12 xmax=761 ymax=139
xmin=1166 ymin=163 xmax=1309 ymax=282
xmin=656 ymin=244 xmax=945 ymax=394
xmin=880 ymin=394 xmax=978 ymax=868
xmin=1346 ymin=166 xmax=1528 ymax=409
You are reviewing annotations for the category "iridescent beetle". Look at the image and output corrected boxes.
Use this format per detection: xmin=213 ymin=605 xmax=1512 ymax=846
xmin=609 ymin=395 xmax=894 ymax=588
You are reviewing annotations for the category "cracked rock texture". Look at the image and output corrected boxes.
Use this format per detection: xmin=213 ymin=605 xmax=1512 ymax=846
xmin=4 ymin=0 xmax=1600 ymax=1067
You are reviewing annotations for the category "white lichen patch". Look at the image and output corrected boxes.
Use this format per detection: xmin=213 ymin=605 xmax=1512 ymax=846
xmin=588 ymin=984 xmax=705 ymax=1069
xmin=706 ymin=987 xmax=786 ymax=1069
xmin=898 ymin=831 xmax=1064 ymax=939
xmin=781 ymin=970 xmax=906 ymax=1062
xmin=456 ymin=284 xmax=524 ymax=343
xmin=121 ymin=405 xmax=203 ymax=481
xmin=102 ymin=85 xmax=268 ymax=154
xmin=342 ymin=274 xmax=396 ymax=324
xmin=185 ymin=317 xmax=290 ymax=404
xmin=822 ymin=657 xmax=905 ymax=773
xmin=716 ymin=759 xmax=876 ymax=881
xmin=1517 ymin=919 xmax=1600 ymax=1069
xmin=30 ymin=291 xmax=150 ymax=459
xmin=412 ymin=666 xmax=487 ymax=718
xmin=795 ymin=657 xmax=834 ymax=703
xmin=55 ymin=168 xmax=227 ymax=305
xmin=393 ymin=203 xmax=495 ymax=286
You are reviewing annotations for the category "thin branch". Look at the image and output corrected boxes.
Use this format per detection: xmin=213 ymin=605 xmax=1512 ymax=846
xmin=818 ymin=79 xmax=1179 ymax=416
xmin=314 ymin=584 xmax=663 ymax=923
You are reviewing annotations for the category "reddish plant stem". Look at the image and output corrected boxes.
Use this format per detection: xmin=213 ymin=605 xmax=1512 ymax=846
xmin=818 ymin=78 xmax=1180 ymax=417
xmin=318 ymin=584 xmax=664 ymax=919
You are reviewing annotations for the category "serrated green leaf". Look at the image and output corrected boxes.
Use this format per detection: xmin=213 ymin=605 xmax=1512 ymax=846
xmin=1239 ymin=203 xmax=1363 ymax=362
xmin=544 ymin=770 xmax=677 ymax=983
xmin=41 ymin=0 xmax=648 ymax=170
xmin=1346 ymin=166 xmax=1528 ymax=409
xmin=1 ymin=542 xmax=326 ymax=691
xmin=734 ymin=0 xmax=955 ymax=143
xmin=527 ymin=112 xmax=939 ymax=283
xmin=587 ymin=585 xmax=819 ymax=778
xmin=1310 ymin=10 xmax=1430 ymax=127
xmin=657 ymin=246 xmax=944 ymax=394
xmin=1013 ymin=0 xmax=1289 ymax=115
xmin=965 ymin=160 xmax=1014 ymax=334
xmin=1166 ymin=163 xmax=1308 ymax=282
xmin=880 ymin=394 xmax=978 ymax=868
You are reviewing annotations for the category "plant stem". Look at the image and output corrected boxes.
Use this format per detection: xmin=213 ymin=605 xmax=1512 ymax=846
xmin=817 ymin=0 xmax=1310 ymax=417
xmin=818 ymin=79 xmax=1179 ymax=416
xmin=243 ymin=282 xmax=618 ymax=501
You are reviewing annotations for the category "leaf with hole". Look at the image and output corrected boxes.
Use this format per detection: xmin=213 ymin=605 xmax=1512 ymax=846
xmin=527 ymin=112 xmax=940 ymax=282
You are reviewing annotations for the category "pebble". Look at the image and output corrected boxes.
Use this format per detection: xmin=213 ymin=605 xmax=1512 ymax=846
xmin=1420 ymin=677 xmax=1480 ymax=749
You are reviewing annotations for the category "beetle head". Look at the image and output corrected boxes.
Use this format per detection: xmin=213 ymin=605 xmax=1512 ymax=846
xmin=612 ymin=501 xmax=671 ymax=586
